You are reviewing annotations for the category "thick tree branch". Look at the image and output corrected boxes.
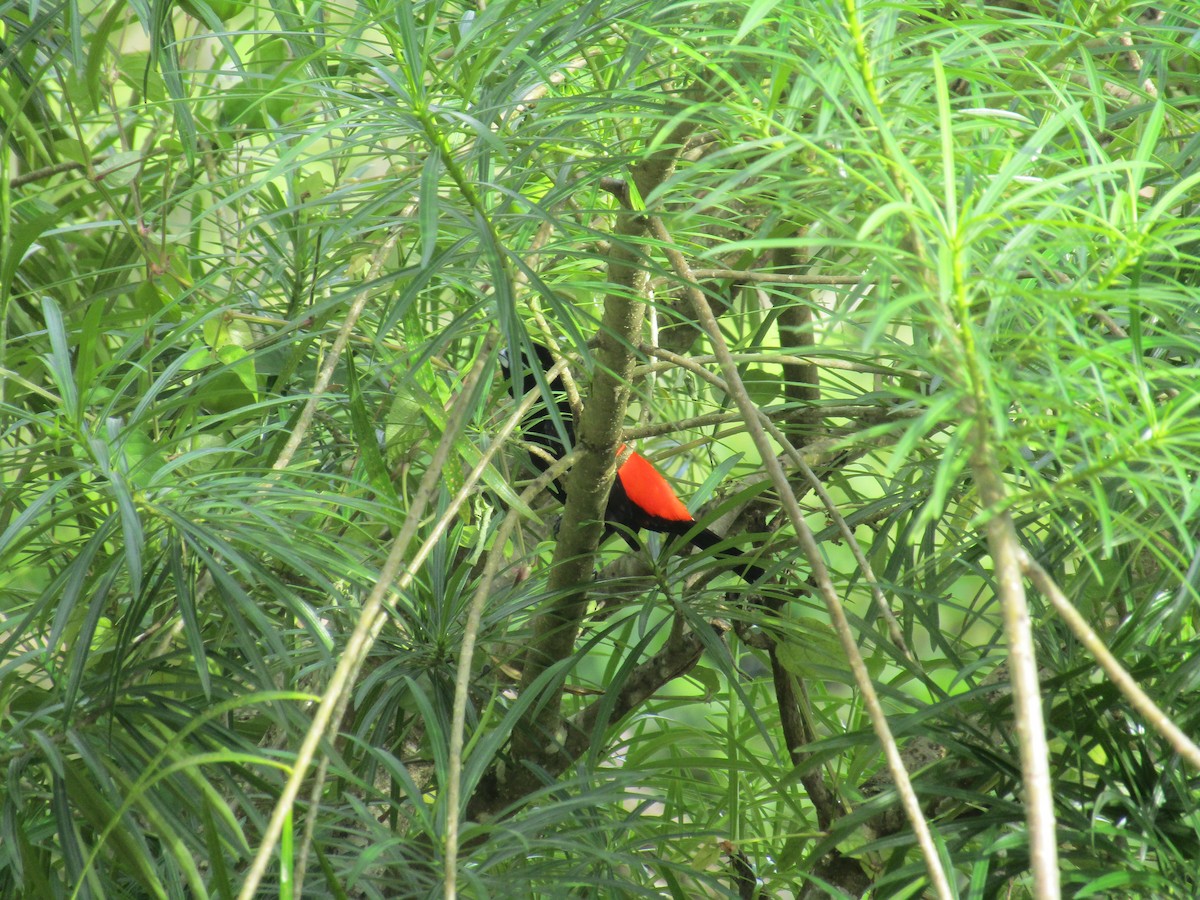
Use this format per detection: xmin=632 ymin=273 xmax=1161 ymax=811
xmin=774 ymin=243 xmax=821 ymax=439
xmin=504 ymin=110 xmax=701 ymax=805
xmin=768 ymin=637 xmax=843 ymax=831
xmin=564 ymin=622 xmax=714 ymax=759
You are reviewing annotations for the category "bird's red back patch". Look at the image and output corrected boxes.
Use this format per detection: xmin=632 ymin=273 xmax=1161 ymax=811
xmin=616 ymin=446 xmax=694 ymax=523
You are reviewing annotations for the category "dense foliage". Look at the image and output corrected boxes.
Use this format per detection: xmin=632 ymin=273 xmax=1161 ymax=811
xmin=3 ymin=0 xmax=1200 ymax=896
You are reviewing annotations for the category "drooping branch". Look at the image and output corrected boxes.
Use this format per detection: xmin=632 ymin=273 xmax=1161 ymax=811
xmin=650 ymin=212 xmax=954 ymax=899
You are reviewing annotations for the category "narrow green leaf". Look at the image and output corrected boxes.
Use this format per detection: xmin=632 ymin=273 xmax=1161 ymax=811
xmin=41 ymin=296 xmax=78 ymax=416
xmin=345 ymin=347 xmax=395 ymax=498
xmin=734 ymin=0 xmax=780 ymax=44
xmin=170 ymin=535 xmax=211 ymax=699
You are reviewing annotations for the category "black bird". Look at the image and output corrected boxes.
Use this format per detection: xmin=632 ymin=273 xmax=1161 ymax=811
xmin=501 ymin=341 xmax=765 ymax=583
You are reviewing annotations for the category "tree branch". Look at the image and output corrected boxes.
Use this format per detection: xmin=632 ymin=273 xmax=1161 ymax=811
xmin=503 ymin=109 xmax=702 ymax=806
xmin=969 ymin=433 xmax=1059 ymax=899
xmin=1020 ymin=549 xmax=1200 ymax=770
xmin=651 ymin=213 xmax=952 ymax=899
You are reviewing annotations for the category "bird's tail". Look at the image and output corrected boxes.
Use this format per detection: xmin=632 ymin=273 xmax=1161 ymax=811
xmin=682 ymin=526 xmax=766 ymax=584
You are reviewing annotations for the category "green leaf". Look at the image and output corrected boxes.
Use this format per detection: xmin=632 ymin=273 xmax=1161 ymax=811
xmin=773 ymin=623 xmax=848 ymax=680
xmin=734 ymin=0 xmax=779 ymax=44
xmin=94 ymin=149 xmax=143 ymax=187
xmin=346 ymin=348 xmax=395 ymax=498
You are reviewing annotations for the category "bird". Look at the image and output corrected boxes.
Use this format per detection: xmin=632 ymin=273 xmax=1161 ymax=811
xmin=500 ymin=340 xmax=765 ymax=583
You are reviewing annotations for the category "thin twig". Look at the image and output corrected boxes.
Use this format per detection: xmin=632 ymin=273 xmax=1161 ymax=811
xmin=689 ymin=267 xmax=895 ymax=285
xmin=238 ymin=344 xmax=494 ymax=900
xmin=623 ymin=403 xmax=914 ymax=443
xmin=10 ymin=159 xmax=88 ymax=188
xmin=651 ymin=216 xmax=954 ymax=900
xmin=638 ymin=353 xmax=925 ymax=380
xmin=1020 ymin=550 xmax=1200 ymax=770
